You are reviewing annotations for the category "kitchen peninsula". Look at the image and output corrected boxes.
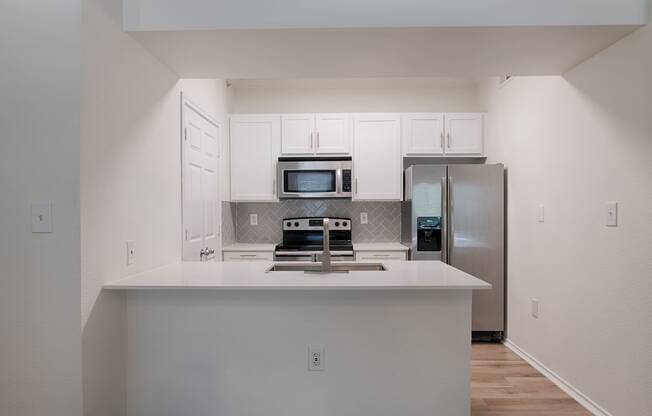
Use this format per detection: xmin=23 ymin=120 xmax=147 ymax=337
xmin=106 ymin=260 xmax=489 ymax=416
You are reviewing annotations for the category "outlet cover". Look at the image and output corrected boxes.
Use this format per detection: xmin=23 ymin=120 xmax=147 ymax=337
xmin=250 ymin=214 xmax=258 ymax=226
xmin=360 ymin=212 xmax=368 ymax=225
xmin=308 ymin=346 xmax=324 ymax=371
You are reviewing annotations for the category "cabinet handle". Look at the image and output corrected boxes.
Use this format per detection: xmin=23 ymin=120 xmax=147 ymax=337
xmin=355 ymin=177 xmax=358 ymax=195
xmin=273 ymin=179 xmax=276 ymax=195
xmin=373 ymin=254 xmax=391 ymax=257
xmin=440 ymin=132 xmax=444 ymax=149
xmin=239 ymin=254 xmax=257 ymax=257
xmin=447 ymin=132 xmax=451 ymax=149
xmin=316 ymin=132 xmax=320 ymax=149
xmin=311 ymin=132 xmax=314 ymax=149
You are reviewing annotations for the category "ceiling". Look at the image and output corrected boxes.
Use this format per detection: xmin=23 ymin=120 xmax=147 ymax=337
xmin=131 ymin=26 xmax=639 ymax=79
xmin=124 ymin=0 xmax=648 ymax=30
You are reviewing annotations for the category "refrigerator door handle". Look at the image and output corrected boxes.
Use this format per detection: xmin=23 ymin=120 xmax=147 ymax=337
xmin=441 ymin=176 xmax=448 ymax=263
xmin=448 ymin=175 xmax=453 ymax=264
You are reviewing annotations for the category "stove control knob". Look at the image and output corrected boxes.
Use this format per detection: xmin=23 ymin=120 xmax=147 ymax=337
xmin=294 ymin=222 xmax=300 ymax=227
xmin=286 ymin=222 xmax=292 ymax=227
xmin=334 ymin=221 xmax=340 ymax=227
xmin=342 ymin=221 xmax=348 ymax=227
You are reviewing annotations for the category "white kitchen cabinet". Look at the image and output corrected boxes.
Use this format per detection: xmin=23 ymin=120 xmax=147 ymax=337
xmin=315 ymin=113 xmax=351 ymax=154
xmin=444 ymin=113 xmax=485 ymax=155
xmin=281 ymin=114 xmax=315 ymax=155
xmin=402 ymin=113 xmax=445 ymax=156
xmin=352 ymin=114 xmax=402 ymax=201
xmin=280 ymin=113 xmax=352 ymax=156
xmin=229 ymin=115 xmax=280 ymax=202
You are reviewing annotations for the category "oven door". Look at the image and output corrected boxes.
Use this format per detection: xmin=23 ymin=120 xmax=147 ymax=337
xmin=277 ymin=159 xmax=350 ymax=199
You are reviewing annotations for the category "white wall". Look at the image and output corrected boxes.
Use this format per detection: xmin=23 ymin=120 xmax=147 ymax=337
xmin=231 ymin=78 xmax=482 ymax=113
xmin=0 ymin=1 xmax=83 ymax=415
xmin=80 ymin=1 xmax=232 ymax=415
xmin=480 ymin=16 xmax=652 ymax=416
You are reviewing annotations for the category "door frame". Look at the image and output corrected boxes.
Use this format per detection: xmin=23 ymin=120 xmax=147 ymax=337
xmin=180 ymin=92 xmax=222 ymax=261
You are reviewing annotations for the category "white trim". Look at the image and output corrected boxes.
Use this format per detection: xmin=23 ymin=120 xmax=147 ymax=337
xmin=504 ymin=339 xmax=614 ymax=416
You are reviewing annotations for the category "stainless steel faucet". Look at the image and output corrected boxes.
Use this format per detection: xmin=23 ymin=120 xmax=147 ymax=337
xmin=321 ymin=218 xmax=332 ymax=273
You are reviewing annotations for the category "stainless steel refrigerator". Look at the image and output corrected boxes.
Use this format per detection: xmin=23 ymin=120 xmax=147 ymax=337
xmin=401 ymin=164 xmax=505 ymax=340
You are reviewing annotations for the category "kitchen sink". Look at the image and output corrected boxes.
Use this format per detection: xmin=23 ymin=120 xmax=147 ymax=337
xmin=266 ymin=263 xmax=387 ymax=273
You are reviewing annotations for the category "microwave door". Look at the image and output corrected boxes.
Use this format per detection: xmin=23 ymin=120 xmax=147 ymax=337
xmin=281 ymin=169 xmax=338 ymax=198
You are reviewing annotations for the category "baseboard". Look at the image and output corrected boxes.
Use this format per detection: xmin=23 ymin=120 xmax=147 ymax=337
xmin=504 ymin=339 xmax=613 ymax=416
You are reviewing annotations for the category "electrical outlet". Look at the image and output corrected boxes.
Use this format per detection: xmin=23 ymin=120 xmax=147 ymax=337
xmin=126 ymin=240 xmax=136 ymax=265
xmin=605 ymin=202 xmax=618 ymax=227
xmin=250 ymin=214 xmax=258 ymax=226
xmin=308 ymin=346 xmax=324 ymax=371
xmin=360 ymin=212 xmax=368 ymax=225
xmin=531 ymin=298 xmax=540 ymax=319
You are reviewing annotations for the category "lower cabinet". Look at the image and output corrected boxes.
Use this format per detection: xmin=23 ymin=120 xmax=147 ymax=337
xmin=355 ymin=251 xmax=407 ymax=261
xmin=223 ymin=251 xmax=274 ymax=261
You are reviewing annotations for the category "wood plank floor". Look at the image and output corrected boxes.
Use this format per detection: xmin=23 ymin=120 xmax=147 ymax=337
xmin=471 ymin=343 xmax=591 ymax=416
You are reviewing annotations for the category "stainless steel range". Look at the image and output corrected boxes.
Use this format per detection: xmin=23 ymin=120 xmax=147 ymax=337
xmin=274 ymin=217 xmax=354 ymax=262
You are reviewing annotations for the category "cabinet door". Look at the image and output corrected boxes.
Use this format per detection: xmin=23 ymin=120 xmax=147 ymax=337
xmin=353 ymin=114 xmax=402 ymax=201
xmin=444 ymin=113 xmax=484 ymax=155
xmin=281 ymin=114 xmax=315 ymax=155
xmin=402 ymin=113 xmax=444 ymax=155
xmin=315 ymin=113 xmax=351 ymax=155
xmin=230 ymin=115 xmax=280 ymax=201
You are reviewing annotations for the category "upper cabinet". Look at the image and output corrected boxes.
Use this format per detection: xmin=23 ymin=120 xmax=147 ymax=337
xmin=230 ymin=115 xmax=280 ymax=202
xmin=353 ymin=114 xmax=402 ymax=201
xmin=281 ymin=113 xmax=351 ymax=156
xmin=281 ymin=114 xmax=315 ymax=155
xmin=315 ymin=113 xmax=351 ymax=154
xmin=444 ymin=113 xmax=485 ymax=156
xmin=402 ymin=113 xmax=445 ymax=156
xmin=402 ymin=112 xmax=485 ymax=157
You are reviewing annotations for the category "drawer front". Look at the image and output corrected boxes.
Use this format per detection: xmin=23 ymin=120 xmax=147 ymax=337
xmin=223 ymin=252 xmax=274 ymax=261
xmin=355 ymin=251 xmax=406 ymax=261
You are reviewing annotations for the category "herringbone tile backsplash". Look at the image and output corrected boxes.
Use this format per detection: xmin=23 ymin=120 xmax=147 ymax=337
xmin=230 ymin=200 xmax=401 ymax=244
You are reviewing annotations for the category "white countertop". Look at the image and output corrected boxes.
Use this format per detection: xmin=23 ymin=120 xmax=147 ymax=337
xmin=104 ymin=260 xmax=490 ymax=291
xmin=222 ymin=243 xmax=276 ymax=252
xmin=353 ymin=242 xmax=409 ymax=251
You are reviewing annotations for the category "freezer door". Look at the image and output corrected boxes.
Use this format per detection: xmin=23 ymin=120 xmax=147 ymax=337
xmin=410 ymin=165 xmax=447 ymax=261
xmin=448 ymin=164 xmax=505 ymax=332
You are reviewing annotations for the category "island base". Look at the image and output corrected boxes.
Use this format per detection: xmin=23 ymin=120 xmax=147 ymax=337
xmin=127 ymin=289 xmax=472 ymax=416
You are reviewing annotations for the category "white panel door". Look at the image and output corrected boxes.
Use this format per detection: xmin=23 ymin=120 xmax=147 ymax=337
xmin=353 ymin=114 xmax=402 ymax=201
xmin=281 ymin=114 xmax=315 ymax=155
xmin=230 ymin=115 xmax=280 ymax=201
xmin=315 ymin=113 xmax=351 ymax=155
xmin=182 ymin=99 xmax=220 ymax=261
xmin=402 ymin=113 xmax=445 ymax=155
xmin=444 ymin=113 xmax=484 ymax=155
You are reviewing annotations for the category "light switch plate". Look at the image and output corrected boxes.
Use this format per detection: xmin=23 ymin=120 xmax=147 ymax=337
xmin=537 ymin=205 xmax=545 ymax=223
xmin=531 ymin=298 xmax=540 ymax=319
xmin=605 ymin=202 xmax=618 ymax=227
xmin=360 ymin=212 xmax=368 ymax=225
xmin=126 ymin=241 xmax=136 ymax=265
xmin=31 ymin=202 xmax=52 ymax=233
xmin=250 ymin=214 xmax=258 ymax=226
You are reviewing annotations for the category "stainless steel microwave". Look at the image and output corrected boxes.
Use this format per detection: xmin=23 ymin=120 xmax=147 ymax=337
xmin=277 ymin=157 xmax=352 ymax=199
